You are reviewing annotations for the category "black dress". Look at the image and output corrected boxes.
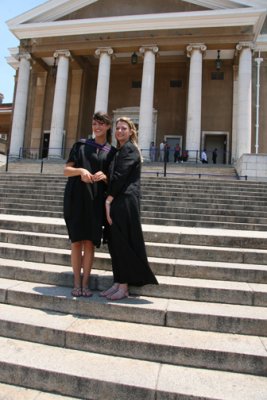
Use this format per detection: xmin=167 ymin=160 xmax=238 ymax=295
xmin=64 ymin=139 xmax=116 ymax=247
xmin=107 ymin=141 xmax=158 ymax=286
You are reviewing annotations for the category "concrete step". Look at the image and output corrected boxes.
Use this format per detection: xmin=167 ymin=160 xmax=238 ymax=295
xmin=1 ymin=336 xmax=267 ymax=399
xmin=1 ymin=205 xmax=267 ymax=230
xmin=141 ymin=215 xmax=267 ymax=230
xmin=1 ymin=230 xmax=267 ymax=266
xmin=1 ymin=216 xmax=267 ymax=249
xmin=1 ymin=277 xmax=267 ymax=336
xmin=2 ymin=196 xmax=267 ymax=218
xmin=1 ymin=257 xmax=267 ymax=306
xmin=0 ymin=303 xmax=266 ymax=376
xmin=0 ymin=382 xmax=77 ymax=399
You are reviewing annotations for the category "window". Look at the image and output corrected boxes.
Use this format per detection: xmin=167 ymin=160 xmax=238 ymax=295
xmin=170 ymin=80 xmax=182 ymax=88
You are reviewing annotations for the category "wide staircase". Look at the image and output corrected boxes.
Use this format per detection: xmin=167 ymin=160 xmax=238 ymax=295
xmin=0 ymin=171 xmax=267 ymax=399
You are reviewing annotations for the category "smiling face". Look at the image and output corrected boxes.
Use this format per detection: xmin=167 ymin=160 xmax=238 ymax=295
xmin=115 ymin=120 xmax=132 ymax=146
xmin=92 ymin=119 xmax=110 ymax=143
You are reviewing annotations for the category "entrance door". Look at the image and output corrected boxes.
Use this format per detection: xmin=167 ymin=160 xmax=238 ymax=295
xmin=202 ymin=131 xmax=229 ymax=164
xmin=42 ymin=133 xmax=50 ymax=158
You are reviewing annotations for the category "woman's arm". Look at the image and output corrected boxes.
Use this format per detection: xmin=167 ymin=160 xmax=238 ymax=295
xmin=64 ymin=162 xmax=94 ymax=183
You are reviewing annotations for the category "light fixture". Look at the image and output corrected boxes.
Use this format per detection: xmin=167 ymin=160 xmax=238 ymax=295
xmin=215 ymin=50 xmax=222 ymax=71
xmin=131 ymin=52 xmax=138 ymax=65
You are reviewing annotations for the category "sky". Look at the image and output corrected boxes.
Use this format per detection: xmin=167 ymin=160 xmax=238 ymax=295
xmin=0 ymin=0 xmax=45 ymax=103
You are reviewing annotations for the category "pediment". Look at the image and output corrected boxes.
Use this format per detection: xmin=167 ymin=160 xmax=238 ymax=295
xmin=6 ymin=0 xmax=267 ymax=41
xmin=7 ymin=0 xmax=266 ymax=26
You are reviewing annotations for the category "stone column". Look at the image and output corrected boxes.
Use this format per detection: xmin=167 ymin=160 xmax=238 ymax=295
xmin=9 ymin=52 xmax=31 ymax=157
xmin=235 ymin=42 xmax=254 ymax=160
xmin=94 ymin=47 xmax=113 ymax=113
xmin=185 ymin=43 xmax=207 ymax=161
xmin=231 ymin=65 xmax=239 ymax=163
xmin=48 ymin=49 xmax=71 ymax=158
xmin=138 ymin=45 xmax=158 ymax=159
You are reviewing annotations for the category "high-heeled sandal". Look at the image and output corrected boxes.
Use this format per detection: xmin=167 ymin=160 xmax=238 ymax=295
xmin=107 ymin=287 xmax=129 ymax=301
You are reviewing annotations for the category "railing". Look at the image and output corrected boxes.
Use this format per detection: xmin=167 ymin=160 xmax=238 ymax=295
xmin=3 ymin=147 xmax=248 ymax=180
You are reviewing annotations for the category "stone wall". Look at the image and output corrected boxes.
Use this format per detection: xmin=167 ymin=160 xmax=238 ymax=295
xmin=235 ymin=153 xmax=267 ymax=181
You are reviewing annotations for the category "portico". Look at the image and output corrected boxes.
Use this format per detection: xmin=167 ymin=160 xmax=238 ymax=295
xmin=6 ymin=0 xmax=267 ymax=164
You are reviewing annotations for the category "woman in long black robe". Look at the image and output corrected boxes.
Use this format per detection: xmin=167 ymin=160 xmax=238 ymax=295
xmin=64 ymin=112 xmax=116 ymax=297
xmin=101 ymin=117 xmax=158 ymax=300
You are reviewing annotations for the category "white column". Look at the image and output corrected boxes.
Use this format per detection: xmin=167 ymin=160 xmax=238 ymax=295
xmin=9 ymin=53 xmax=31 ymax=157
xmin=231 ymin=65 xmax=239 ymax=163
xmin=48 ymin=49 xmax=71 ymax=158
xmin=185 ymin=43 xmax=207 ymax=161
xmin=235 ymin=42 xmax=254 ymax=159
xmin=94 ymin=47 xmax=113 ymax=113
xmin=254 ymin=54 xmax=263 ymax=154
xmin=138 ymin=45 xmax=158 ymax=160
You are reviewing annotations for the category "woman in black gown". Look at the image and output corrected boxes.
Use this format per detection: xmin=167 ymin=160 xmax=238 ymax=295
xmin=101 ymin=117 xmax=158 ymax=300
xmin=64 ymin=112 xmax=116 ymax=297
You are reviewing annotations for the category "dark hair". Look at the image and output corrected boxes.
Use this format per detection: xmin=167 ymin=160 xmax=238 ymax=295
xmin=93 ymin=111 xmax=112 ymax=143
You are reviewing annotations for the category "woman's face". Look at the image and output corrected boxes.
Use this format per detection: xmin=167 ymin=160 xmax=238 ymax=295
xmin=92 ymin=119 xmax=110 ymax=140
xmin=115 ymin=121 xmax=131 ymax=146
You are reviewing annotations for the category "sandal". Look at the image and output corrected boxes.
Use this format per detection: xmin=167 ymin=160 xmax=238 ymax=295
xmin=82 ymin=288 xmax=93 ymax=297
xmin=107 ymin=288 xmax=129 ymax=301
xmin=71 ymin=287 xmax=82 ymax=297
xmin=99 ymin=284 xmax=119 ymax=297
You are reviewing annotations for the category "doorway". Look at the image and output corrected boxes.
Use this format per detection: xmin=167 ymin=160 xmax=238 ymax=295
xmin=202 ymin=131 xmax=229 ymax=164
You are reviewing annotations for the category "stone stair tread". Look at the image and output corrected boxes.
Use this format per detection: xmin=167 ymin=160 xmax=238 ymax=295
xmin=1 ymin=258 xmax=267 ymax=306
xmin=0 ymin=303 xmax=266 ymax=376
xmin=0 ymin=336 xmax=267 ymax=400
xmin=1 ymin=229 xmax=267 ymax=255
xmin=1 ymin=277 xmax=267 ymax=333
xmin=0 ymin=382 xmax=76 ymax=399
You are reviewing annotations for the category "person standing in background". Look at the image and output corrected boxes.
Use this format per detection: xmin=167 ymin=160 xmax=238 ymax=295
xmin=212 ymin=148 xmax=218 ymax=164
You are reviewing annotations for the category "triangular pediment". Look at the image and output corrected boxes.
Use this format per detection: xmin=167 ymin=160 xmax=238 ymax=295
xmin=7 ymin=0 xmax=266 ymax=25
xmin=6 ymin=0 xmax=267 ymax=42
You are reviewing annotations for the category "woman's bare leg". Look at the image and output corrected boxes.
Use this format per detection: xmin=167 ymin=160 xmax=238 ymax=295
xmin=81 ymin=240 xmax=94 ymax=295
xmin=71 ymin=241 xmax=83 ymax=295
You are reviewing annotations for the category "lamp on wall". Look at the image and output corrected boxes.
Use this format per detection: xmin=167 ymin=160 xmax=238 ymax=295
xmin=215 ymin=50 xmax=222 ymax=70
xmin=131 ymin=52 xmax=138 ymax=65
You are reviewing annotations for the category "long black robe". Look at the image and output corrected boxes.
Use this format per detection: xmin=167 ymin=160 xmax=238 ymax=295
xmin=64 ymin=139 xmax=116 ymax=247
xmin=107 ymin=140 xmax=158 ymax=286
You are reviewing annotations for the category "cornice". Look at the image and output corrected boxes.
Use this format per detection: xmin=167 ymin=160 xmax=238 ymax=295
xmin=8 ymin=8 xmax=266 ymax=40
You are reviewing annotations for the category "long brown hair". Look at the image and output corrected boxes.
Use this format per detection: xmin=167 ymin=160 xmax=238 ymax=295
xmin=93 ymin=111 xmax=112 ymax=144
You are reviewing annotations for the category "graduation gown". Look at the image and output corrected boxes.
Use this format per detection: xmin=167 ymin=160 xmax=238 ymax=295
xmin=64 ymin=139 xmax=116 ymax=247
xmin=107 ymin=140 xmax=158 ymax=286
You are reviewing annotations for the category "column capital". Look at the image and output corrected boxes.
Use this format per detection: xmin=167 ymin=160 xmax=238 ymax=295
xmin=139 ymin=45 xmax=159 ymax=55
xmin=95 ymin=47 xmax=114 ymax=57
xmin=236 ymin=42 xmax=255 ymax=53
xmin=186 ymin=43 xmax=207 ymax=58
xmin=15 ymin=52 xmax=31 ymax=62
xmin=53 ymin=49 xmax=71 ymax=59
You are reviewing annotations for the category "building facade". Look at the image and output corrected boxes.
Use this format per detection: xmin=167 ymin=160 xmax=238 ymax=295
xmin=6 ymin=0 xmax=267 ymax=164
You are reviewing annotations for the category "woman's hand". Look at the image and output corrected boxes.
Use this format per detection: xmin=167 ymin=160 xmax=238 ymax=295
xmin=80 ymin=168 xmax=93 ymax=183
xmin=93 ymin=171 xmax=107 ymax=182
